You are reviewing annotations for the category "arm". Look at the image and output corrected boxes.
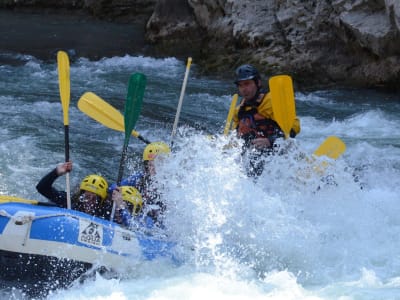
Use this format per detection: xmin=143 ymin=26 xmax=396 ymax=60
xmin=111 ymin=187 xmax=133 ymax=227
xmin=108 ymin=173 xmax=143 ymax=193
xmin=36 ymin=162 xmax=72 ymax=207
xmin=121 ymin=173 xmax=143 ymax=186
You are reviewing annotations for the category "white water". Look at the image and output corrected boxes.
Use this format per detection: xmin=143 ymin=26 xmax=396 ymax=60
xmin=1 ymin=55 xmax=400 ymax=300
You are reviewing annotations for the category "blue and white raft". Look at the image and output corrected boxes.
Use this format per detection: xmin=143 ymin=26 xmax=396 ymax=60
xmin=0 ymin=197 xmax=176 ymax=289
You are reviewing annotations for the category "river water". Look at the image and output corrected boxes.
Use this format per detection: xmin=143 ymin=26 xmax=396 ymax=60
xmin=1 ymin=10 xmax=400 ymax=300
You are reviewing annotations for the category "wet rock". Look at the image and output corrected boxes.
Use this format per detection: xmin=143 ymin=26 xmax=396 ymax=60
xmin=144 ymin=0 xmax=203 ymax=58
xmin=145 ymin=0 xmax=399 ymax=89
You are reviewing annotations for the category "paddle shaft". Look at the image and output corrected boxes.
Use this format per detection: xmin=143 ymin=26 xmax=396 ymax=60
xmin=57 ymin=51 xmax=72 ymax=209
xmin=110 ymin=141 xmax=128 ymax=221
xmin=223 ymin=94 xmax=239 ymax=135
xmin=0 ymin=195 xmax=38 ymax=204
xmin=64 ymin=125 xmax=71 ymax=208
xmin=64 ymin=126 xmax=70 ymax=161
xmin=110 ymin=73 xmax=147 ymax=221
xmin=110 ymin=143 xmax=129 ymax=221
xmin=171 ymin=57 xmax=192 ymax=145
xmin=0 ymin=195 xmax=57 ymax=206
xmin=117 ymin=145 xmax=128 ymax=185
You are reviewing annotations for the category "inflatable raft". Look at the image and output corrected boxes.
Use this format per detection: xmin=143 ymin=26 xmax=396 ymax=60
xmin=0 ymin=196 xmax=176 ymax=291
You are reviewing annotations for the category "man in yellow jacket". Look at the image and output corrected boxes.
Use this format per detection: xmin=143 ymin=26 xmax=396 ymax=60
xmin=233 ymin=64 xmax=300 ymax=148
xmin=232 ymin=64 xmax=301 ymax=176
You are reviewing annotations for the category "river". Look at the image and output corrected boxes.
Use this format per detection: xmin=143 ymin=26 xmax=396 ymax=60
xmin=1 ymin=10 xmax=400 ymax=300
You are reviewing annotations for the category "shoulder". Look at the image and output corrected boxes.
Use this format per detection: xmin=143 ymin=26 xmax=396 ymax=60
xmin=107 ymin=172 xmax=144 ymax=193
xmin=258 ymin=93 xmax=272 ymax=110
xmin=120 ymin=172 xmax=144 ymax=186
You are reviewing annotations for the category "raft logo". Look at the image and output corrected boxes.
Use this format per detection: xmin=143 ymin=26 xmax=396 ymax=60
xmin=122 ymin=232 xmax=132 ymax=241
xmin=78 ymin=219 xmax=103 ymax=246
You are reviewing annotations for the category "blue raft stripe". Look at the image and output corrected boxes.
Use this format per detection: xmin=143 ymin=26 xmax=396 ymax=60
xmin=0 ymin=202 xmax=125 ymax=254
xmin=0 ymin=216 xmax=8 ymax=235
xmin=0 ymin=202 xmax=177 ymax=261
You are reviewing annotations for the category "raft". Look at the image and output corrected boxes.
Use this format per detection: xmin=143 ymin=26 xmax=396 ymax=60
xmin=0 ymin=196 xmax=176 ymax=291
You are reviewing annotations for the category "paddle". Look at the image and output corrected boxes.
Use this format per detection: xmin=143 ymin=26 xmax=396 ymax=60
xmin=0 ymin=195 xmax=38 ymax=205
xmin=269 ymin=75 xmax=296 ymax=139
xmin=313 ymin=136 xmax=346 ymax=159
xmin=57 ymin=51 xmax=72 ymax=209
xmin=110 ymin=72 xmax=147 ymax=221
xmin=311 ymin=136 xmax=346 ymax=175
xmin=223 ymin=94 xmax=239 ymax=136
xmin=0 ymin=195 xmax=57 ymax=206
xmin=77 ymin=92 xmax=150 ymax=144
xmin=171 ymin=57 xmax=192 ymax=145
xmin=296 ymin=136 xmax=346 ymax=179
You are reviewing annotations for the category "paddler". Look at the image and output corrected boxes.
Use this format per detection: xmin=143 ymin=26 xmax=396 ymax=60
xmin=36 ymin=161 xmax=112 ymax=218
xmin=232 ymin=64 xmax=301 ymax=176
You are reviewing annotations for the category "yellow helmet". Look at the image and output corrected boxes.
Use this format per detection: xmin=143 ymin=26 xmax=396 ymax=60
xmin=80 ymin=174 xmax=108 ymax=201
xmin=121 ymin=186 xmax=143 ymax=214
xmin=143 ymin=142 xmax=171 ymax=161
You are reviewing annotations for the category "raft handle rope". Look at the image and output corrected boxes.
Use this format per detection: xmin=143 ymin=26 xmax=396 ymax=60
xmin=0 ymin=210 xmax=135 ymax=235
xmin=0 ymin=210 xmax=70 ymax=225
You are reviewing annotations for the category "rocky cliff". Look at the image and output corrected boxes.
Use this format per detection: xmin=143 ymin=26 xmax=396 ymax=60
xmin=147 ymin=0 xmax=400 ymax=90
xmin=1 ymin=0 xmax=399 ymax=90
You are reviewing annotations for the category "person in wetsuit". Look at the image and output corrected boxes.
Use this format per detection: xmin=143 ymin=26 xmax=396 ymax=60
xmin=36 ymin=161 xmax=112 ymax=218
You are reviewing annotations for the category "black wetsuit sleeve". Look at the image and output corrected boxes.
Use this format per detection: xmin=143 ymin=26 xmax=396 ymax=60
xmin=36 ymin=168 xmax=67 ymax=208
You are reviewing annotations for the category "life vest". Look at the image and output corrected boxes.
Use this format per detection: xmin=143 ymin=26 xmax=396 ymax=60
xmin=237 ymin=101 xmax=283 ymax=146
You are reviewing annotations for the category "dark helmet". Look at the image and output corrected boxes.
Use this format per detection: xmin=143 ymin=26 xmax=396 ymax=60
xmin=234 ymin=64 xmax=261 ymax=84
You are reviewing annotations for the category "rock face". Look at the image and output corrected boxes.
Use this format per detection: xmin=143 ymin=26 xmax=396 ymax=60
xmin=146 ymin=0 xmax=400 ymax=89
xmin=1 ymin=0 xmax=399 ymax=89
xmin=147 ymin=0 xmax=400 ymax=89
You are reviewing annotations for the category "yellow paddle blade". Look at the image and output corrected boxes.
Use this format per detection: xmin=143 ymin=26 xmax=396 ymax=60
xmin=313 ymin=136 xmax=346 ymax=159
xmin=0 ymin=195 xmax=38 ymax=205
xmin=223 ymin=94 xmax=239 ymax=135
xmin=269 ymin=75 xmax=296 ymax=138
xmin=297 ymin=136 xmax=346 ymax=179
xmin=78 ymin=92 xmax=140 ymax=138
xmin=57 ymin=51 xmax=70 ymax=126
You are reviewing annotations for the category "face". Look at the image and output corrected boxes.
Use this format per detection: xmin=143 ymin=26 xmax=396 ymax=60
xmin=79 ymin=191 xmax=100 ymax=214
xmin=237 ymin=79 xmax=259 ymax=100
